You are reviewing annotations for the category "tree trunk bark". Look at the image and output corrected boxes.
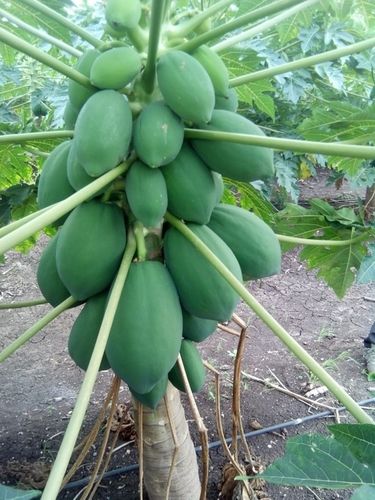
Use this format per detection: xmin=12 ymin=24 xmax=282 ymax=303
xmin=133 ymin=383 xmax=201 ymax=500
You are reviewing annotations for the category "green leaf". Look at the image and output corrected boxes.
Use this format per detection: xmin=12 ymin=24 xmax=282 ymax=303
xmin=351 ymin=485 xmax=375 ymax=500
xmin=329 ymin=424 xmax=375 ymax=467
xmin=258 ymin=428 xmax=375 ymax=489
xmin=357 ymin=244 xmax=375 ymax=284
xmin=0 ymin=484 xmax=41 ymax=500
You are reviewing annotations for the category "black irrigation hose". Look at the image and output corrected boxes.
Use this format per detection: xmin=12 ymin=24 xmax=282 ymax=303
xmin=62 ymin=397 xmax=375 ymax=491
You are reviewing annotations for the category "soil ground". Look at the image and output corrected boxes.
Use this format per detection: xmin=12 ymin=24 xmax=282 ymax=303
xmin=1 ymin=174 xmax=374 ymax=499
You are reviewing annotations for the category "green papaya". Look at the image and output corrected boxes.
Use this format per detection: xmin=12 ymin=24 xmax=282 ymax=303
xmin=90 ymin=47 xmax=142 ymax=90
xmin=105 ymin=0 xmax=142 ymax=30
xmin=106 ymin=261 xmax=183 ymax=394
xmin=215 ymin=88 xmax=238 ymax=112
xmin=74 ymin=90 xmax=132 ymax=177
xmin=31 ymin=99 xmax=48 ymax=117
xmin=192 ymin=45 xmax=229 ymax=97
xmin=157 ymin=50 xmax=215 ymax=123
xmin=63 ymin=101 xmax=79 ymax=129
xmin=37 ymin=141 xmax=76 ymax=224
xmin=37 ymin=233 xmax=70 ymax=307
xmin=68 ymin=292 xmax=110 ymax=371
xmin=125 ymin=160 xmax=167 ymax=227
xmin=168 ymin=340 xmax=206 ymax=393
xmin=208 ymin=204 xmax=282 ymax=280
xmin=56 ymin=200 xmax=126 ymax=300
xmin=192 ymin=110 xmax=274 ymax=182
xmin=133 ymin=101 xmax=184 ymax=168
xmin=104 ymin=22 xmax=128 ymax=39
xmin=68 ymin=49 xmax=99 ymax=110
xmin=182 ymin=309 xmax=217 ymax=343
xmin=213 ymin=172 xmax=224 ymax=205
xmin=163 ymin=224 xmax=242 ymax=321
xmin=161 ymin=143 xmax=216 ymax=225
xmin=130 ymin=377 xmax=168 ymax=409
xmin=66 ymin=141 xmax=106 ymax=196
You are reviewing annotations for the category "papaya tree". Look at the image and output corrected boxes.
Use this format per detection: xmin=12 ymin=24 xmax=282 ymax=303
xmin=0 ymin=0 xmax=374 ymax=499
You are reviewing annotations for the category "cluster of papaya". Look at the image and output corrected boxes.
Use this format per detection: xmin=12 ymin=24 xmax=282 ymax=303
xmin=36 ymin=0 xmax=281 ymax=409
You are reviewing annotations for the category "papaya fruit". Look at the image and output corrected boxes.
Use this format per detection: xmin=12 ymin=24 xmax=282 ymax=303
xmin=63 ymin=101 xmax=79 ymax=129
xmin=106 ymin=261 xmax=183 ymax=394
xmin=125 ymin=160 xmax=167 ymax=228
xmin=168 ymin=340 xmax=206 ymax=393
xmin=37 ymin=141 xmax=75 ymax=224
xmin=215 ymin=88 xmax=238 ymax=112
xmin=182 ymin=309 xmax=217 ymax=343
xmin=161 ymin=143 xmax=217 ymax=225
xmin=133 ymin=101 xmax=184 ymax=168
xmin=68 ymin=49 xmax=99 ymax=110
xmin=213 ymin=172 xmax=224 ymax=205
xmin=37 ymin=233 xmax=70 ymax=307
xmin=163 ymin=224 xmax=242 ymax=321
xmin=130 ymin=377 xmax=168 ymax=410
xmin=105 ymin=0 xmax=142 ymax=31
xmin=66 ymin=141 xmax=106 ymax=196
xmin=68 ymin=292 xmax=110 ymax=371
xmin=157 ymin=50 xmax=215 ymax=123
xmin=74 ymin=90 xmax=132 ymax=177
xmin=192 ymin=45 xmax=229 ymax=97
xmin=56 ymin=200 xmax=126 ymax=301
xmin=208 ymin=204 xmax=282 ymax=280
xmin=90 ymin=47 xmax=142 ymax=90
xmin=192 ymin=110 xmax=274 ymax=182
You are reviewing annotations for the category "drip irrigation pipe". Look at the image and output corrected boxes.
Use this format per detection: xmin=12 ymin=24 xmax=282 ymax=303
xmin=62 ymin=397 xmax=375 ymax=491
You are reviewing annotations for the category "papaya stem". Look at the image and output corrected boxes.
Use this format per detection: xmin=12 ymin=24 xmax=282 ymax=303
xmin=167 ymin=0 xmax=231 ymax=40
xmin=0 ymin=28 xmax=95 ymax=87
xmin=184 ymin=129 xmax=375 ymax=160
xmin=142 ymin=0 xmax=165 ymax=93
xmin=0 ymin=298 xmax=47 ymax=310
xmin=134 ymin=221 xmax=147 ymax=261
xmin=0 ymin=8 xmax=82 ymax=57
xmin=21 ymin=0 xmax=103 ymax=49
xmin=0 ymin=206 xmax=53 ymax=239
xmin=0 ymin=296 xmax=75 ymax=363
xmin=177 ymin=0 xmax=305 ymax=53
xmin=230 ymin=35 xmax=375 ymax=87
xmin=276 ymin=233 xmax=370 ymax=247
xmin=164 ymin=212 xmax=374 ymax=425
xmin=0 ymin=161 xmax=131 ymax=256
xmin=0 ymin=130 xmax=73 ymax=145
xmin=212 ymin=0 xmax=319 ymax=52
xmin=41 ymin=231 xmax=136 ymax=500
xmin=126 ymin=25 xmax=148 ymax=53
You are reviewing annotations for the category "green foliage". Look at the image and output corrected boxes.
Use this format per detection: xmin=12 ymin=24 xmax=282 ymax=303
xmin=0 ymin=484 xmax=40 ymax=499
xmin=357 ymin=243 xmax=375 ymax=284
xmin=274 ymin=200 xmax=373 ymax=297
xmin=257 ymin=424 xmax=375 ymax=495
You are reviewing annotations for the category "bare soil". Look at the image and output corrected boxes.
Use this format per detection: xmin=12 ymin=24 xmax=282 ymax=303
xmin=1 ymin=175 xmax=374 ymax=499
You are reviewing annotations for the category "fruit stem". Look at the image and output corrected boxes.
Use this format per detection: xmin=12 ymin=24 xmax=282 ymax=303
xmin=41 ymin=230 xmax=137 ymax=500
xmin=167 ymin=0 xmax=232 ymax=40
xmin=230 ymin=35 xmax=375 ymax=87
xmin=0 ymin=298 xmax=48 ymax=310
xmin=276 ymin=233 xmax=370 ymax=247
xmin=184 ymin=129 xmax=375 ymax=160
xmin=134 ymin=221 xmax=147 ymax=261
xmin=0 ymin=296 xmax=75 ymax=363
xmin=0 ymin=130 xmax=73 ymax=145
xmin=212 ymin=0 xmax=319 ymax=52
xmin=0 ymin=27 xmax=95 ymax=87
xmin=0 ymin=8 xmax=82 ymax=57
xmin=0 ymin=206 xmax=53 ymax=239
xmin=177 ymin=0 xmax=305 ymax=53
xmin=0 ymin=161 xmax=132 ymax=256
xmin=164 ymin=212 xmax=374 ymax=425
xmin=142 ymin=0 xmax=166 ymax=93
xmin=126 ymin=25 xmax=149 ymax=53
xmin=21 ymin=0 xmax=103 ymax=49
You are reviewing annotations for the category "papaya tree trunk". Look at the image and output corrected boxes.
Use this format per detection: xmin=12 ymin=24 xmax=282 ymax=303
xmin=133 ymin=383 xmax=201 ymax=500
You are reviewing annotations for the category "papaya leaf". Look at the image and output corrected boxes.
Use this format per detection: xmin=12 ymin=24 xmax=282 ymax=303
xmin=0 ymin=484 xmax=41 ymax=499
xmin=329 ymin=424 xmax=375 ymax=467
xmin=351 ymin=485 xmax=375 ymax=500
xmin=357 ymin=243 xmax=375 ymax=284
xmin=258 ymin=425 xmax=375 ymax=490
